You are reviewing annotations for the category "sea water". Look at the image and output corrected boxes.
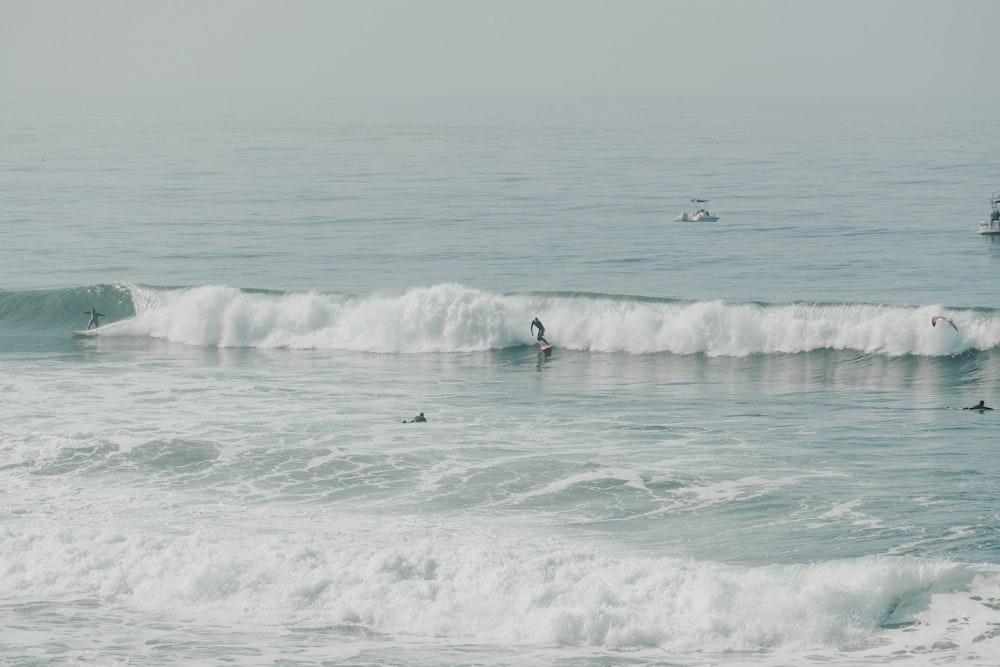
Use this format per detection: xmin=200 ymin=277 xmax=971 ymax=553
xmin=2 ymin=95 xmax=1000 ymax=666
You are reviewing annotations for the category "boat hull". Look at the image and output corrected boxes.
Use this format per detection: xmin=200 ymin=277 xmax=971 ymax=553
xmin=675 ymin=212 xmax=720 ymax=222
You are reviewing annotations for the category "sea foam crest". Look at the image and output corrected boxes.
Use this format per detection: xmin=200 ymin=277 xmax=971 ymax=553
xmin=110 ymin=284 xmax=997 ymax=356
xmin=123 ymin=283 xmax=522 ymax=352
xmin=2 ymin=513 xmax=995 ymax=656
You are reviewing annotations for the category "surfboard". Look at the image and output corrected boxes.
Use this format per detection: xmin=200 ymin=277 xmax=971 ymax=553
xmin=540 ymin=343 xmax=553 ymax=354
xmin=70 ymin=329 xmax=99 ymax=338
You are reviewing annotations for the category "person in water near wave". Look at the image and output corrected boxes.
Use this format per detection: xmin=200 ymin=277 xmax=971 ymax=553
xmin=530 ymin=317 xmax=548 ymax=345
xmin=964 ymin=400 xmax=993 ymax=411
xmin=403 ymin=412 xmax=427 ymax=423
xmin=83 ymin=308 xmax=105 ymax=330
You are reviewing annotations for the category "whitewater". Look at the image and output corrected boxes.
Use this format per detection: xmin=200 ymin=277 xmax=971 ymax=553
xmin=3 ymin=96 xmax=1000 ymax=666
xmin=13 ymin=282 xmax=1000 ymax=357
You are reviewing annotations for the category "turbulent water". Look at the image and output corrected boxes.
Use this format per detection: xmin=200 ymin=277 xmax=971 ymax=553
xmin=3 ymin=96 xmax=1000 ymax=666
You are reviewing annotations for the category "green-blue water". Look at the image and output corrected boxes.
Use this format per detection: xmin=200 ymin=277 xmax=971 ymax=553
xmin=2 ymin=96 xmax=1000 ymax=665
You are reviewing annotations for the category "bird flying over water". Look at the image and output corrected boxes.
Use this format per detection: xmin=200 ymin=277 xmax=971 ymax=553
xmin=931 ymin=316 xmax=958 ymax=332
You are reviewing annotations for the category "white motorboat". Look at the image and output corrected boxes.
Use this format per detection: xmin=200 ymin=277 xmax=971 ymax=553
xmin=675 ymin=198 xmax=719 ymax=222
xmin=977 ymin=191 xmax=1000 ymax=234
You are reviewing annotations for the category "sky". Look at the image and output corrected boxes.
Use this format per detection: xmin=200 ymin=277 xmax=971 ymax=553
xmin=2 ymin=0 xmax=998 ymax=104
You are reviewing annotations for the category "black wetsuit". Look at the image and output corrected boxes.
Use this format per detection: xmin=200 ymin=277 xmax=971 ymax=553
xmin=531 ymin=318 xmax=548 ymax=344
xmin=84 ymin=309 xmax=105 ymax=330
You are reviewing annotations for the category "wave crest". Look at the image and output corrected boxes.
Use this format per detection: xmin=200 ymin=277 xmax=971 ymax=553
xmin=23 ymin=283 xmax=998 ymax=356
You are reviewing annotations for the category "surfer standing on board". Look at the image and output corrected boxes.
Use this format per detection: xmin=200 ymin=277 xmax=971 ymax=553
xmin=531 ymin=317 xmax=548 ymax=345
xmin=83 ymin=308 xmax=105 ymax=330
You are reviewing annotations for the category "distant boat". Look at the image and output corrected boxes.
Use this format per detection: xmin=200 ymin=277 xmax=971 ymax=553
xmin=977 ymin=190 xmax=1000 ymax=235
xmin=675 ymin=198 xmax=719 ymax=222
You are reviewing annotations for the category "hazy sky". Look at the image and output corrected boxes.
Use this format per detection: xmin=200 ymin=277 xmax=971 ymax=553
xmin=2 ymin=0 xmax=998 ymax=103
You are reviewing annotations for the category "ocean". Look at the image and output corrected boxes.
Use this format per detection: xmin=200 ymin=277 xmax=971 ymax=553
xmin=3 ymin=95 xmax=1000 ymax=666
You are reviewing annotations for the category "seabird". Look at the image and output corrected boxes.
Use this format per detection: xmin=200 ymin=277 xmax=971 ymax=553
xmin=931 ymin=316 xmax=958 ymax=332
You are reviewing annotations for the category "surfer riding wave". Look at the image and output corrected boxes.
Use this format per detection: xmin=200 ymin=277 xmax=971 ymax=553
xmin=83 ymin=308 xmax=105 ymax=330
xmin=531 ymin=317 xmax=548 ymax=345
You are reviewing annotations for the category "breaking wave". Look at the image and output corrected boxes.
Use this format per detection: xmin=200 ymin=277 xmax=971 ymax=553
xmin=3 ymin=282 xmax=996 ymax=356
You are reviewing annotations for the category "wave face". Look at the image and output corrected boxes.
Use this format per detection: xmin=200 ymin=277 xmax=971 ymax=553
xmin=0 ymin=283 xmax=133 ymax=332
xmin=4 ymin=283 xmax=997 ymax=357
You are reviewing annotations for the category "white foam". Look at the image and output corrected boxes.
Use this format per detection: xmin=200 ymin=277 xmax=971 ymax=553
xmin=114 ymin=284 xmax=997 ymax=357
xmin=515 ymin=468 xmax=649 ymax=502
xmin=1 ymin=510 xmax=994 ymax=659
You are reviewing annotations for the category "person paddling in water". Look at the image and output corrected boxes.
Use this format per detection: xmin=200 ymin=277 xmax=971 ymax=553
xmin=403 ymin=412 xmax=427 ymax=423
xmin=83 ymin=308 xmax=105 ymax=330
xmin=530 ymin=317 xmax=548 ymax=345
xmin=964 ymin=400 xmax=993 ymax=411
